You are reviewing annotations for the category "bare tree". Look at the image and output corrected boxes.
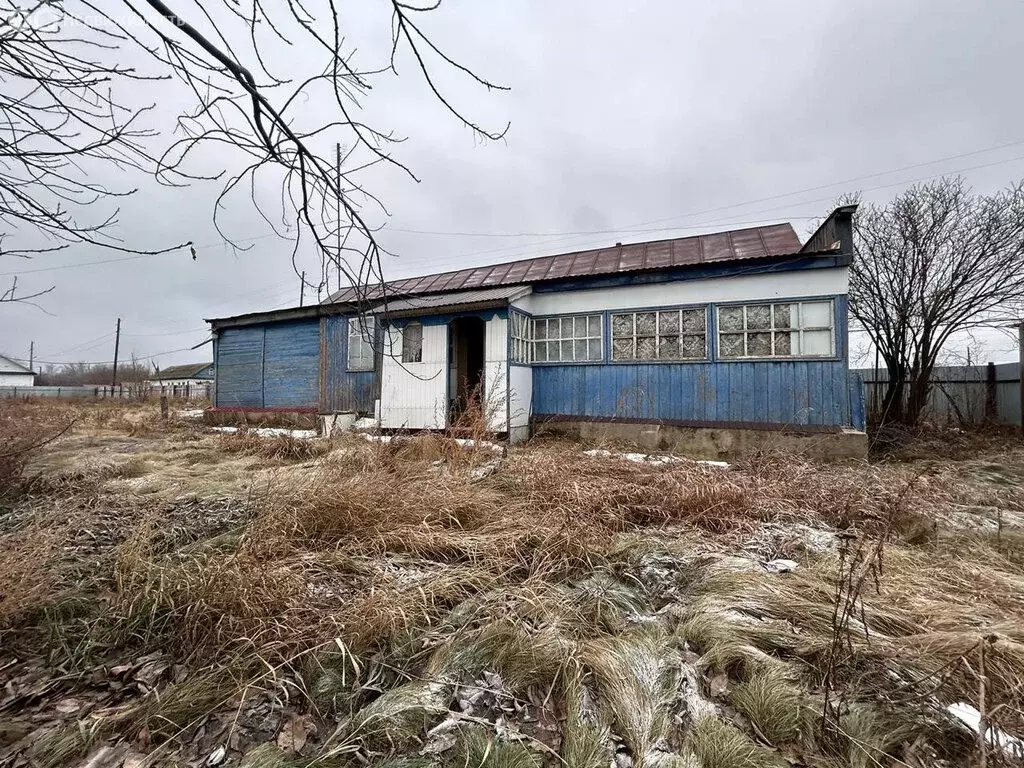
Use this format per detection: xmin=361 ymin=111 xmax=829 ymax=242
xmin=1 ymin=1 xmax=505 ymax=304
xmin=848 ymin=176 xmax=1024 ymax=426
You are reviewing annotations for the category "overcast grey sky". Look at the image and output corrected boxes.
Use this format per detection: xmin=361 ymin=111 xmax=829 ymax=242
xmin=3 ymin=0 xmax=1024 ymax=369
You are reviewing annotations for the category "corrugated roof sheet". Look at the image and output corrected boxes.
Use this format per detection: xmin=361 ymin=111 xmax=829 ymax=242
xmin=328 ymin=222 xmax=803 ymax=303
xmin=370 ymin=285 xmax=530 ymax=316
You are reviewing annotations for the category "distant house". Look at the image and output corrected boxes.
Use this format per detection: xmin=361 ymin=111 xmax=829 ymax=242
xmin=206 ymin=207 xmax=866 ymax=457
xmin=0 ymin=354 xmax=36 ymax=387
xmin=149 ymin=363 xmax=214 ymax=395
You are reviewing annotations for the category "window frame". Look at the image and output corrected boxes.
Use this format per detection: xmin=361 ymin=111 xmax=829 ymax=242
xmin=531 ymin=312 xmax=604 ymax=365
xmin=347 ymin=315 xmax=376 ymax=371
xmin=401 ymin=321 xmax=423 ymax=364
xmin=715 ymin=298 xmax=837 ymax=361
xmin=509 ymin=309 xmax=533 ymax=365
xmin=609 ymin=305 xmax=709 ymax=363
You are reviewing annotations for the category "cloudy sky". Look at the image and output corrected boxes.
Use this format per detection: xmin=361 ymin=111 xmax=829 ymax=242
xmin=3 ymin=0 xmax=1024 ymax=370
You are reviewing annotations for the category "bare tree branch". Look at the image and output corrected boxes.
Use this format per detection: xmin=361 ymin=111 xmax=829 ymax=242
xmin=846 ymin=176 xmax=1024 ymax=425
xmin=1 ymin=0 xmax=507 ymax=306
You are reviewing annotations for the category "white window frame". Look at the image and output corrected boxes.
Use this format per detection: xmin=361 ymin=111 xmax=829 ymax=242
xmin=533 ymin=314 xmax=604 ymax=363
xmin=510 ymin=310 xmax=532 ymax=364
xmin=401 ymin=321 xmax=423 ymax=364
xmin=716 ymin=299 xmax=835 ymax=359
xmin=347 ymin=315 xmax=376 ymax=371
xmin=611 ymin=307 xmax=708 ymax=361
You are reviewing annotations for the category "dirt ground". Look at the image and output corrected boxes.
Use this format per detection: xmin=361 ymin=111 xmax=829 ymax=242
xmin=1 ymin=400 xmax=1023 ymax=768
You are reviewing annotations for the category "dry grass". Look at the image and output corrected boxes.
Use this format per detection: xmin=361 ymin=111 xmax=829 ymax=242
xmin=2 ymin=400 xmax=1024 ymax=768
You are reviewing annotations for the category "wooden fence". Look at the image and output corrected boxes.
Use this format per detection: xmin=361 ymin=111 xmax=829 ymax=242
xmin=855 ymin=363 xmax=1022 ymax=426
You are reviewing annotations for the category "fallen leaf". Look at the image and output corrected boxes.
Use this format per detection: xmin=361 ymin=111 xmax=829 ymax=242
xmin=276 ymin=714 xmax=309 ymax=754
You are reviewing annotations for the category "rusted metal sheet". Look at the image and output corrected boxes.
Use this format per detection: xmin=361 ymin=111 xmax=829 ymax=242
xmin=328 ymin=222 xmax=802 ymax=303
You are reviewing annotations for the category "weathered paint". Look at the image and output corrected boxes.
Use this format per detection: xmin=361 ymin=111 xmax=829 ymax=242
xmin=263 ymin=321 xmax=320 ymax=408
xmin=321 ymin=315 xmax=378 ymax=414
xmin=514 ymin=267 xmax=848 ymax=316
xmin=379 ymin=322 xmax=448 ymax=429
xmin=485 ymin=316 xmax=509 ymax=432
xmin=532 ymin=360 xmax=853 ymax=426
xmin=508 ymin=364 xmax=532 ymax=438
xmin=214 ymin=320 xmax=320 ymax=409
xmin=215 ymin=326 xmax=263 ymax=408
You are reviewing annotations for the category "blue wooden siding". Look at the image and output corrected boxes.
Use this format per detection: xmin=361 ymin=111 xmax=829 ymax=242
xmin=214 ymin=320 xmax=320 ymax=409
xmin=263 ymin=320 xmax=320 ymax=408
xmin=215 ymin=326 xmax=264 ymax=408
xmin=532 ymin=360 xmax=853 ymax=426
xmin=321 ymin=315 xmax=377 ymax=413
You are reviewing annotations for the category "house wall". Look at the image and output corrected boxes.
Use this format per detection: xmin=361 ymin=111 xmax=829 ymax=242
xmin=0 ymin=372 xmax=35 ymax=387
xmin=511 ymin=267 xmax=848 ymax=315
xmin=378 ymin=311 xmax=510 ymax=431
xmin=521 ymin=267 xmax=857 ymax=428
xmin=321 ymin=315 xmax=378 ymax=414
xmin=485 ymin=316 xmax=509 ymax=432
xmin=508 ymin=365 xmax=532 ymax=443
xmin=380 ymin=323 xmax=448 ymax=429
xmin=214 ymin=319 xmax=320 ymax=409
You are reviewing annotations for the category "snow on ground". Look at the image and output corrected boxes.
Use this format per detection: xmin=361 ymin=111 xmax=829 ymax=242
xmin=583 ymin=448 xmax=730 ymax=468
xmin=948 ymin=702 xmax=1024 ymax=758
xmin=210 ymin=426 xmax=319 ymax=439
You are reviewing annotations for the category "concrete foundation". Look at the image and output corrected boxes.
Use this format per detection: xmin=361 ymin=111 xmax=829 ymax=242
xmin=321 ymin=412 xmax=357 ymax=436
xmin=203 ymin=408 xmax=320 ymax=431
xmin=533 ymin=420 xmax=868 ymax=461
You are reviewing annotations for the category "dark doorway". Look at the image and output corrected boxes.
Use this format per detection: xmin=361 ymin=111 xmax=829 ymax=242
xmin=449 ymin=316 xmax=486 ymax=421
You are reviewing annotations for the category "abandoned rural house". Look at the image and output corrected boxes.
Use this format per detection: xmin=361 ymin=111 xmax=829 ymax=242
xmin=207 ymin=206 xmax=866 ymax=456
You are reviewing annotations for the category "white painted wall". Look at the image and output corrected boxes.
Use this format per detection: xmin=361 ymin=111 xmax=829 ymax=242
xmin=511 ymin=267 xmax=848 ymax=316
xmin=508 ymin=365 xmax=532 ymax=442
xmin=380 ymin=323 xmax=449 ymax=429
xmin=484 ymin=316 xmax=508 ymax=432
xmin=380 ymin=314 xmax=512 ymax=432
xmin=0 ymin=372 xmax=34 ymax=387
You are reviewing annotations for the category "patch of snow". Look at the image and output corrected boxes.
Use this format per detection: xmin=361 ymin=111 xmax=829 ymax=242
xmin=763 ymin=559 xmax=799 ymax=573
xmin=177 ymin=408 xmax=205 ymax=419
xmin=948 ymin=702 xmax=1024 ymax=758
xmin=583 ymin=449 xmax=728 ymax=468
xmin=352 ymin=416 xmax=380 ymax=430
xmin=210 ymin=426 xmax=318 ymax=439
xmin=357 ymin=432 xmax=504 ymax=455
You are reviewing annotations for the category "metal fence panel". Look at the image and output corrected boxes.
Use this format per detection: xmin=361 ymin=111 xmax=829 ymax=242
xmin=856 ymin=364 xmax=1022 ymax=426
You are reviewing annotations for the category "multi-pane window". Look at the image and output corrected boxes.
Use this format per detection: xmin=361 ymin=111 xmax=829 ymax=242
xmin=401 ymin=322 xmax=423 ymax=363
xmin=510 ymin=310 xmax=532 ymax=364
xmin=347 ymin=315 xmax=375 ymax=371
xmin=611 ymin=307 xmax=707 ymax=361
xmin=533 ymin=315 xmax=603 ymax=363
xmin=717 ymin=300 xmax=834 ymax=358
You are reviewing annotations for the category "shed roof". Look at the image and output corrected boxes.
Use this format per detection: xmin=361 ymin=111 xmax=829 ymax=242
xmin=0 ymin=354 xmax=34 ymax=375
xmin=328 ymin=221 xmax=804 ymax=303
xmin=371 ymin=285 xmax=531 ymax=318
xmin=152 ymin=362 xmax=213 ymax=380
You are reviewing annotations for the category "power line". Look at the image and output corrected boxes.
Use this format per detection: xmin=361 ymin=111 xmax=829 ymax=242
xmin=7 ymin=136 xmax=1024 ymax=280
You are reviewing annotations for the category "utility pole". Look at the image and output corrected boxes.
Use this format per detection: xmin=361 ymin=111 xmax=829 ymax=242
xmin=111 ymin=317 xmax=121 ymax=387
xmin=299 ymin=270 xmax=305 ymax=307
xmin=28 ymin=341 xmax=33 ymax=371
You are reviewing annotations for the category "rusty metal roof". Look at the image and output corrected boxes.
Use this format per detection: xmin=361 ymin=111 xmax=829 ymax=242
xmin=370 ymin=285 xmax=530 ymax=317
xmin=328 ymin=222 xmax=803 ymax=303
